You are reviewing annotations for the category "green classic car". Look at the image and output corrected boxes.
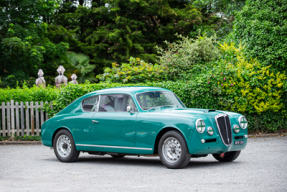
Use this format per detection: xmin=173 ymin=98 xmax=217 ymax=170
xmin=41 ymin=87 xmax=248 ymax=169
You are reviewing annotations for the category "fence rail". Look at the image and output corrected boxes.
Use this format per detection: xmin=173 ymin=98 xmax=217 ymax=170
xmin=0 ymin=100 xmax=52 ymax=137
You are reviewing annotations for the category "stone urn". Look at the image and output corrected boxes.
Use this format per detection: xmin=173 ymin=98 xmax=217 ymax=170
xmin=35 ymin=69 xmax=46 ymax=87
xmin=55 ymin=65 xmax=68 ymax=88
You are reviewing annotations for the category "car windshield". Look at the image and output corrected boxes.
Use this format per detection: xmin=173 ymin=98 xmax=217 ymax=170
xmin=136 ymin=91 xmax=185 ymax=110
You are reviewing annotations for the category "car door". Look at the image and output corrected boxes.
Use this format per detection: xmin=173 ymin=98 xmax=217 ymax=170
xmin=71 ymin=96 xmax=99 ymax=145
xmin=91 ymin=94 xmax=138 ymax=148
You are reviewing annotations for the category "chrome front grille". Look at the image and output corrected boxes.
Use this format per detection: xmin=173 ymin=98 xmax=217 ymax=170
xmin=215 ymin=114 xmax=232 ymax=146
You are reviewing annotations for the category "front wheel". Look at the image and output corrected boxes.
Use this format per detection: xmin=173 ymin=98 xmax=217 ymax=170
xmin=53 ymin=129 xmax=79 ymax=162
xmin=213 ymin=151 xmax=241 ymax=162
xmin=158 ymin=131 xmax=191 ymax=169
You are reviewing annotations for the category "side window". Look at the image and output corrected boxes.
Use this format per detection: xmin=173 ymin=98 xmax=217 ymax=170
xmin=82 ymin=96 xmax=99 ymax=112
xmin=99 ymin=94 xmax=137 ymax=112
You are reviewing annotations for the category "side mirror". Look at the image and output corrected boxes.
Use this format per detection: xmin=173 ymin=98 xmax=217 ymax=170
xmin=127 ymin=106 xmax=135 ymax=113
xmin=127 ymin=106 xmax=131 ymax=112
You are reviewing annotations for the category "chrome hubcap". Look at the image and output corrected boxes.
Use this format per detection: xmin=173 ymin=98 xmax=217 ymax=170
xmin=162 ymin=137 xmax=182 ymax=163
xmin=56 ymin=135 xmax=72 ymax=158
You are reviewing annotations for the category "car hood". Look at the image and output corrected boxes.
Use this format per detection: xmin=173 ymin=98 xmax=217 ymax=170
xmin=146 ymin=107 xmax=241 ymax=120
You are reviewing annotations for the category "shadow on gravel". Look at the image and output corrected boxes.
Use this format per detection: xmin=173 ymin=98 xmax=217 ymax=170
xmin=186 ymin=160 xmax=240 ymax=169
xmin=76 ymin=156 xmax=162 ymax=167
xmin=72 ymin=155 xmax=237 ymax=169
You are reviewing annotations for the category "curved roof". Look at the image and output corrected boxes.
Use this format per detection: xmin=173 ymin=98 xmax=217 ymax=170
xmin=85 ymin=86 xmax=171 ymax=97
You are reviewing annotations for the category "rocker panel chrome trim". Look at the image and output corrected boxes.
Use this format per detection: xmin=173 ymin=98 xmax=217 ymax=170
xmin=76 ymin=144 xmax=153 ymax=150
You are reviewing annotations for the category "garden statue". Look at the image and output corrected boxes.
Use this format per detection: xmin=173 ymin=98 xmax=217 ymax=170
xmin=70 ymin=74 xmax=78 ymax=84
xmin=55 ymin=65 xmax=68 ymax=88
xmin=35 ymin=69 xmax=46 ymax=87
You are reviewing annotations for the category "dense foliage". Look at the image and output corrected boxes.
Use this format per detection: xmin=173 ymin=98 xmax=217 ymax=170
xmin=1 ymin=0 xmax=286 ymax=134
xmin=51 ymin=0 xmax=211 ymax=75
xmin=0 ymin=83 xmax=59 ymax=103
xmin=58 ymin=51 xmax=96 ymax=83
xmin=2 ymin=41 xmax=287 ymax=133
xmin=0 ymin=0 xmax=69 ymax=87
xmin=43 ymin=77 xmax=285 ymax=133
xmin=0 ymin=0 xmax=244 ymax=88
xmin=233 ymin=0 xmax=287 ymax=72
xmin=193 ymin=0 xmax=246 ymax=38
xmin=97 ymin=57 xmax=168 ymax=83
xmin=156 ymin=34 xmax=220 ymax=79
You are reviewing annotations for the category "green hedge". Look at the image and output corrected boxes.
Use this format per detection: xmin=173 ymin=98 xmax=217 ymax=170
xmin=1 ymin=82 xmax=286 ymax=133
xmin=0 ymin=85 xmax=59 ymax=103
xmin=41 ymin=81 xmax=286 ymax=133
xmin=233 ymin=0 xmax=287 ymax=72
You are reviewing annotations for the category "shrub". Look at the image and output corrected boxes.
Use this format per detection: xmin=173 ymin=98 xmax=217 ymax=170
xmin=0 ymin=83 xmax=59 ymax=103
xmin=233 ymin=0 xmax=287 ymax=72
xmin=198 ymin=42 xmax=287 ymax=132
xmin=210 ymin=42 xmax=287 ymax=114
xmin=43 ymin=81 xmax=286 ymax=133
xmin=1 ymin=81 xmax=286 ymax=133
xmin=1 ymin=45 xmax=287 ymax=133
xmin=96 ymin=57 xmax=168 ymax=83
xmin=156 ymin=34 xmax=221 ymax=78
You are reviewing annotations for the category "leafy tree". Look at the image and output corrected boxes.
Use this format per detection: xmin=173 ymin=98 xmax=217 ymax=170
xmin=59 ymin=52 xmax=96 ymax=83
xmin=192 ymin=0 xmax=246 ymax=38
xmin=0 ymin=0 xmax=69 ymax=87
xmin=50 ymin=0 xmax=207 ymax=75
xmin=233 ymin=0 xmax=287 ymax=72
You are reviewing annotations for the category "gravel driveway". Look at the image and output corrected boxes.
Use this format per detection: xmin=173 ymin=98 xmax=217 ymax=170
xmin=0 ymin=137 xmax=286 ymax=192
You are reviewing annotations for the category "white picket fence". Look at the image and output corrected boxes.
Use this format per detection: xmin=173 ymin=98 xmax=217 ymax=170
xmin=0 ymin=100 xmax=53 ymax=137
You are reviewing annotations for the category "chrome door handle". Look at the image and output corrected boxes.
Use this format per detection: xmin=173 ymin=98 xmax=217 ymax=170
xmin=92 ymin=120 xmax=99 ymax=124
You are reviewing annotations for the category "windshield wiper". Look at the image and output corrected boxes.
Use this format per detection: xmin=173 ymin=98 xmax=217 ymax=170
xmin=143 ymin=105 xmax=177 ymax=110
xmin=160 ymin=105 xmax=177 ymax=109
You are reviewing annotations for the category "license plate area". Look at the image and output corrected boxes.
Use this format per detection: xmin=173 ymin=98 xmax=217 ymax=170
xmin=234 ymin=140 xmax=244 ymax=145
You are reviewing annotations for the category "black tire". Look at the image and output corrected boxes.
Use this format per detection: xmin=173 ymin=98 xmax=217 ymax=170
xmin=212 ymin=151 xmax=241 ymax=162
xmin=158 ymin=131 xmax=191 ymax=169
xmin=111 ymin=155 xmax=125 ymax=158
xmin=53 ymin=129 xmax=79 ymax=162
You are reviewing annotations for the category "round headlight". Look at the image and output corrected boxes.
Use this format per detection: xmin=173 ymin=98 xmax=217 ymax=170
xmin=233 ymin=125 xmax=240 ymax=133
xmin=207 ymin=127 xmax=214 ymax=135
xmin=238 ymin=116 xmax=248 ymax=129
xmin=196 ymin=119 xmax=205 ymax=133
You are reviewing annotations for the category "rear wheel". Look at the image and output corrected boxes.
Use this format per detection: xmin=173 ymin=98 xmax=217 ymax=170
xmin=158 ymin=131 xmax=191 ymax=169
xmin=53 ymin=129 xmax=79 ymax=162
xmin=213 ymin=151 xmax=241 ymax=162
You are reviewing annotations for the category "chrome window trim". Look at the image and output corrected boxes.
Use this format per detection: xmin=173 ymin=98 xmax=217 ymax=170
xmin=96 ymin=95 xmax=101 ymax=112
xmin=76 ymin=144 xmax=152 ymax=151
xmin=135 ymin=91 xmax=186 ymax=111
xmin=215 ymin=114 xmax=232 ymax=146
xmin=81 ymin=96 xmax=99 ymax=112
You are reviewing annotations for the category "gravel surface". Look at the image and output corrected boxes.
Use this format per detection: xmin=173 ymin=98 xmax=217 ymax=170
xmin=0 ymin=137 xmax=286 ymax=192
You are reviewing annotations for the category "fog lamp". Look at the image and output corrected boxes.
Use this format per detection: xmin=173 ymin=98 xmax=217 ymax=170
xmin=207 ymin=127 xmax=214 ymax=135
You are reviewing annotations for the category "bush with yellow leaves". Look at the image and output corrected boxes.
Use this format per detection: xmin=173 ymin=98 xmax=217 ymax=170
xmin=201 ymin=42 xmax=287 ymax=132
xmin=213 ymin=42 xmax=287 ymax=114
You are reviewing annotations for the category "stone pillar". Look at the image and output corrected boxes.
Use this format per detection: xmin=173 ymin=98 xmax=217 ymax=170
xmin=55 ymin=65 xmax=68 ymax=88
xmin=35 ymin=69 xmax=46 ymax=87
xmin=70 ymin=74 xmax=78 ymax=84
